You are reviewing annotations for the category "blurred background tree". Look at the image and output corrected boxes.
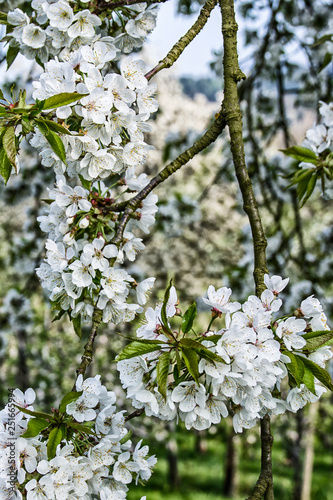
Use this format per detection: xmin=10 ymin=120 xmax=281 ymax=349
xmin=0 ymin=0 xmax=332 ymax=498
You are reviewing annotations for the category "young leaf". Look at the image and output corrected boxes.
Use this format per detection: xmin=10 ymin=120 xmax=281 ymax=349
xmin=284 ymin=352 xmax=304 ymax=387
xmin=21 ymin=116 xmax=35 ymax=135
xmin=22 ymin=417 xmax=50 ymax=438
xmin=0 ymin=149 xmax=12 ymax=184
xmin=296 ymin=170 xmax=314 ymax=202
xmin=300 ymin=356 xmax=333 ymax=392
xmin=79 ymin=174 xmax=92 ymax=191
xmin=42 ymin=119 xmax=73 ymax=136
xmin=280 ymin=146 xmax=318 ymax=165
xmin=47 ymin=427 xmax=63 ymax=460
xmin=161 ymin=278 xmax=173 ymax=332
xmin=182 ymin=348 xmax=200 ymax=384
xmin=2 ymin=126 xmax=16 ymax=167
xmin=18 ymin=89 xmax=27 ymax=108
xmin=320 ymin=52 xmax=333 ymax=72
xmin=35 ymin=121 xmax=67 ymax=165
xmin=15 ymin=405 xmax=54 ymax=420
xmin=116 ymin=341 xmax=161 ymax=362
xmin=182 ymin=302 xmax=197 ymax=333
xmin=72 ymin=315 xmax=81 ymax=339
xmin=41 ymin=93 xmax=88 ymax=110
xmin=0 ymin=12 xmax=7 ymax=24
xmin=302 ymin=363 xmax=316 ymax=395
xmin=59 ymin=391 xmax=83 ymax=413
xmin=156 ymin=351 xmax=171 ymax=398
xmin=300 ymin=172 xmax=317 ymax=206
xmin=66 ymin=422 xmax=96 ymax=435
xmin=303 ymin=330 xmax=333 ymax=351
xmin=179 ymin=338 xmax=204 ymax=350
xmin=6 ymin=44 xmax=20 ymax=69
xmin=119 ymin=429 xmax=133 ymax=445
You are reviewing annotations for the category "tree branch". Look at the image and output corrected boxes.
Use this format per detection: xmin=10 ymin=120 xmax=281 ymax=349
xmin=219 ymin=1 xmax=273 ymax=499
xmin=145 ymin=0 xmax=218 ymax=81
xmin=72 ymin=307 xmax=103 ymax=391
xmin=219 ymin=0 xmax=267 ymax=297
xmin=93 ymin=0 xmax=170 ymax=14
xmin=112 ymin=110 xmax=227 ymax=245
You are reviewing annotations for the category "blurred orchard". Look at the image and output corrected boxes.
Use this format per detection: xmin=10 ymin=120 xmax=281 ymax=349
xmin=0 ymin=0 xmax=333 ymax=499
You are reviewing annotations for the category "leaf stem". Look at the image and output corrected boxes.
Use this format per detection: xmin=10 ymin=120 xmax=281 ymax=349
xmin=72 ymin=307 xmax=103 ymax=391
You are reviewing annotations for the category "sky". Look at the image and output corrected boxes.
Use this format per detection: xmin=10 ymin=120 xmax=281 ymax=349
xmin=147 ymin=2 xmax=223 ymax=77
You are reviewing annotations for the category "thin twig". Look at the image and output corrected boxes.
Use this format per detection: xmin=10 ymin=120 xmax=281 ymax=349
xmin=125 ymin=408 xmax=144 ymax=421
xmin=112 ymin=110 xmax=227 ymax=245
xmin=145 ymin=0 xmax=218 ymax=81
xmin=72 ymin=308 xmax=103 ymax=391
xmin=93 ymin=0 xmax=170 ymax=14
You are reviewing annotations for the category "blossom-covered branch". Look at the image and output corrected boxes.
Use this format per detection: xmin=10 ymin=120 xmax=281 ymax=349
xmin=113 ymin=109 xmax=227 ymax=244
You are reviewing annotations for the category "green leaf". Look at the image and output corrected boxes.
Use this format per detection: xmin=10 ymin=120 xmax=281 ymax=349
xmin=18 ymin=89 xmax=26 ymax=108
xmin=311 ymin=34 xmax=333 ymax=47
xmin=0 ymin=12 xmax=7 ymax=24
xmin=116 ymin=341 xmax=161 ymax=362
xmin=320 ymin=52 xmax=333 ymax=72
xmin=302 ymin=363 xmax=316 ymax=395
xmin=296 ymin=170 xmax=314 ymax=202
xmin=59 ymin=391 xmax=83 ymax=413
xmin=303 ymin=330 xmax=333 ymax=351
xmin=41 ymin=93 xmax=88 ymax=111
xmin=156 ymin=351 xmax=171 ymax=398
xmin=52 ymin=309 xmax=66 ymax=323
xmin=66 ymin=422 xmax=96 ymax=435
xmin=182 ymin=302 xmax=197 ymax=333
xmin=280 ymin=146 xmax=318 ymax=165
xmin=0 ymin=89 xmax=4 ymax=100
xmin=300 ymin=172 xmax=317 ymax=206
xmin=2 ymin=126 xmax=16 ymax=167
xmin=284 ymin=352 xmax=304 ymax=387
xmin=72 ymin=315 xmax=81 ymax=338
xmin=161 ymin=279 xmax=174 ymax=334
xmin=0 ymin=148 xmax=12 ymax=184
xmin=299 ymin=356 xmax=333 ymax=392
xmin=15 ymin=405 xmax=54 ymax=421
xmin=182 ymin=348 xmax=199 ymax=384
xmin=79 ymin=174 xmax=92 ymax=191
xmin=119 ymin=430 xmax=132 ymax=445
xmin=195 ymin=347 xmax=226 ymax=365
xmin=6 ymin=44 xmax=20 ymax=70
xmin=21 ymin=116 xmax=35 ymax=135
xmin=35 ymin=120 xmax=67 ymax=165
xmin=22 ymin=418 xmax=50 ymax=438
xmin=42 ymin=119 xmax=73 ymax=136
xmin=47 ymin=427 xmax=63 ymax=460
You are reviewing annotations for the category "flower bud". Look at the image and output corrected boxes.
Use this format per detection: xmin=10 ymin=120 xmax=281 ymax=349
xmin=79 ymin=217 xmax=90 ymax=229
xmin=67 ymin=216 xmax=75 ymax=225
xmin=63 ymin=232 xmax=75 ymax=245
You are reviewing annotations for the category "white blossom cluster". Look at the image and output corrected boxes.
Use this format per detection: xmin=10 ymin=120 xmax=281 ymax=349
xmin=302 ymin=101 xmax=333 ymax=155
xmin=7 ymin=1 xmax=158 ymax=62
xmin=36 ymin=175 xmax=156 ymax=325
xmin=117 ymin=275 xmax=332 ymax=433
xmin=0 ymin=376 xmax=155 ymax=499
xmin=5 ymin=0 xmax=161 ymax=324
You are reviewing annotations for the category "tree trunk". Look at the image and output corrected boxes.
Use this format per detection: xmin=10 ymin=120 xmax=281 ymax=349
xmin=301 ymin=402 xmax=318 ymax=500
xmin=292 ymin=410 xmax=305 ymax=500
xmin=167 ymin=435 xmax=180 ymax=490
xmin=223 ymin=425 xmax=239 ymax=497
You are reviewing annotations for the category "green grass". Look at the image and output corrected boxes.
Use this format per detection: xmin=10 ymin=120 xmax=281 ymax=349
xmin=127 ymin=425 xmax=333 ymax=500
